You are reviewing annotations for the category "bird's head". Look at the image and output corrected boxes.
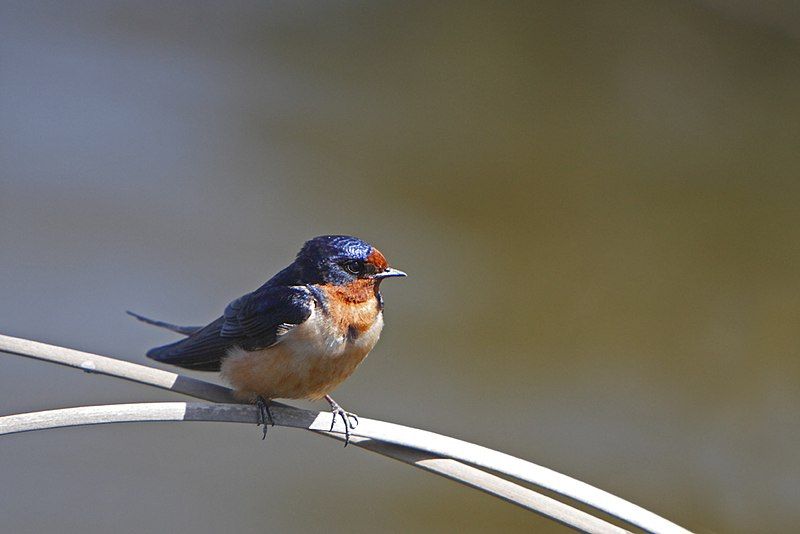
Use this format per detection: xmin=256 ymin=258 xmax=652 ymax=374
xmin=295 ymin=235 xmax=406 ymax=286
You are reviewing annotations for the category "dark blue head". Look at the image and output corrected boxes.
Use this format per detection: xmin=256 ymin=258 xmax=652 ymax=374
xmin=295 ymin=235 xmax=406 ymax=286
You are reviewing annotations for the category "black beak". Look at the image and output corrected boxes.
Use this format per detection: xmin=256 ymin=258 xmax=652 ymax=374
xmin=373 ymin=267 xmax=407 ymax=279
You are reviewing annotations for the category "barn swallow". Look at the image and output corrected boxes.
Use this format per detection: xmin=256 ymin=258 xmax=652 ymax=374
xmin=129 ymin=235 xmax=406 ymax=445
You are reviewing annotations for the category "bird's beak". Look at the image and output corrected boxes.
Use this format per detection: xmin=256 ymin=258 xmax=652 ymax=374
xmin=373 ymin=267 xmax=407 ymax=279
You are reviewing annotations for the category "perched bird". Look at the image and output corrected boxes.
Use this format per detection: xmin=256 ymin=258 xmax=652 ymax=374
xmin=129 ymin=235 xmax=406 ymax=444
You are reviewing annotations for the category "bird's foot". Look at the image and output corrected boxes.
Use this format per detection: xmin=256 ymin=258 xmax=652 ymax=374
xmin=324 ymin=395 xmax=359 ymax=447
xmin=255 ymin=396 xmax=275 ymax=440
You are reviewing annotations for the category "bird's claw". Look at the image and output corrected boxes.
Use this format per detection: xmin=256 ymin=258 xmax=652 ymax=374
xmin=255 ymin=396 xmax=275 ymax=440
xmin=330 ymin=408 xmax=359 ymax=432
xmin=325 ymin=396 xmax=359 ymax=447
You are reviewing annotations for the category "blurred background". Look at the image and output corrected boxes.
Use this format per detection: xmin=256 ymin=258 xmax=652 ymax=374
xmin=2 ymin=1 xmax=799 ymax=532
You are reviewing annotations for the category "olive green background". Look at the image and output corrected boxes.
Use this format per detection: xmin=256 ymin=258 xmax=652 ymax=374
xmin=2 ymin=2 xmax=799 ymax=532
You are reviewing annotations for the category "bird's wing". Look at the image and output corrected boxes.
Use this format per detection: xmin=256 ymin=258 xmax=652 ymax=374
xmin=145 ymin=286 xmax=313 ymax=371
xmin=220 ymin=285 xmax=313 ymax=349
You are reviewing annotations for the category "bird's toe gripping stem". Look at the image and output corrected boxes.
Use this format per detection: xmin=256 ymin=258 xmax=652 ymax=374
xmin=255 ymin=396 xmax=275 ymax=440
xmin=324 ymin=395 xmax=359 ymax=447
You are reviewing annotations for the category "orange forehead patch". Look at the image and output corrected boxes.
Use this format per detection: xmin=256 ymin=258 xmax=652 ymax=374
xmin=366 ymin=248 xmax=388 ymax=271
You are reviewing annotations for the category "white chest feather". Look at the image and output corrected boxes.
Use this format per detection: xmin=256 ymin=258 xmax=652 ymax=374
xmin=282 ymin=305 xmax=384 ymax=360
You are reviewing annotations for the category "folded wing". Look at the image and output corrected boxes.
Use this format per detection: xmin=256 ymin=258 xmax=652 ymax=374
xmin=145 ymin=285 xmax=313 ymax=371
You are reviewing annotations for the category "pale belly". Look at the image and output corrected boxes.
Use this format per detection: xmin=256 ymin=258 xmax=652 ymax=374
xmin=220 ymin=308 xmax=384 ymax=401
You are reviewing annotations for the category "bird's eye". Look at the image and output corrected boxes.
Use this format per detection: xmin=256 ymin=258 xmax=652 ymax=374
xmin=343 ymin=260 xmax=363 ymax=275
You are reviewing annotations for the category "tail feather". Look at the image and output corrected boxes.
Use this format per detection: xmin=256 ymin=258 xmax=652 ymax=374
xmin=132 ymin=312 xmax=229 ymax=372
xmin=126 ymin=310 xmax=203 ymax=336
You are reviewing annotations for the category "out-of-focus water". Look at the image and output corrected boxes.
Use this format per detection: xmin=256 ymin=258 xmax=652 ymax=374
xmin=2 ymin=2 xmax=799 ymax=532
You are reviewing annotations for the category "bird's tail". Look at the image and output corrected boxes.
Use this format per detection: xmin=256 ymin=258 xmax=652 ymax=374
xmin=126 ymin=310 xmax=203 ymax=337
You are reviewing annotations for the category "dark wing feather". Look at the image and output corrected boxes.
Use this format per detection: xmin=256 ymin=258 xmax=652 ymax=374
xmin=146 ymin=317 xmax=229 ymax=371
xmin=145 ymin=286 xmax=313 ymax=371
xmin=220 ymin=285 xmax=313 ymax=349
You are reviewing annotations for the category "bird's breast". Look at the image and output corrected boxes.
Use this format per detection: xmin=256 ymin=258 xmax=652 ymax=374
xmin=281 ymin=299 xmax=384 ymax=360
xmin=221 ymin=297 xmax=384 ymax=400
